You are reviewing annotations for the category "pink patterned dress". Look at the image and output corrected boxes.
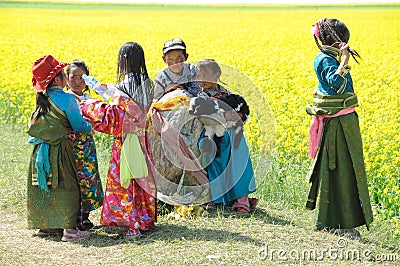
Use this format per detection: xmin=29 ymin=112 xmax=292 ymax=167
xmin=81 ymin=95 xmax=157 ymax=231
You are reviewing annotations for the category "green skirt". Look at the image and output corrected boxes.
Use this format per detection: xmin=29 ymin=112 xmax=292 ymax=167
xmin=306 ymin=112 xmax=373 ymax=230
xmin=27 ymin=137 xmax=80 ymax=229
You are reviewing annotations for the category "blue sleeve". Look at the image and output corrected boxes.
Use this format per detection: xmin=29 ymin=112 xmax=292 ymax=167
xmin=50 ymin=92 xmax=92 ymax=133
xmin=316 ymin=56 xmax=351 ymax=94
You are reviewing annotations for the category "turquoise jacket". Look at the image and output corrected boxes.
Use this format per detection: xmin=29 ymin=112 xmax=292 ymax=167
xmin=46 ymin=87 xmax=92 ymax=133
xmin=314 ymin=46 xmax=354 ymax=95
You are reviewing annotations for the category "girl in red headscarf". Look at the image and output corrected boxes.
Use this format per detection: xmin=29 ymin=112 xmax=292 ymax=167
xmin=27 ymin=55 xmax=92 ymax=241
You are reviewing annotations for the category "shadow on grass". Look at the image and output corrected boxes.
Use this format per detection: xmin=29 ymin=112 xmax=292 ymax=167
xmin=158 ymin=202 xmax=293 ymax=227
xmin=202 ymin=206 xmax=293 ymax=225
xmin=30 ymin=205 xmax=292 ymax=248
xmin=76 ymin=222 xmax=264 ymax=248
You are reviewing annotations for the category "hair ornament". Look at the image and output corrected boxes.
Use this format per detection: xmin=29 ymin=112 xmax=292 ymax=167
xmin=311 ymin=24 xmax=320 ymax=38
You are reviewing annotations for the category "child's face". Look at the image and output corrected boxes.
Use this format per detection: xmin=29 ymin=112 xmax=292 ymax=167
xmin=196 ymin=68 xmax=219 ymax=90
xmin=163 ymin=50 xmax=187 ymax=74
xmin=67 ymin=66 xmax=86 ymax=95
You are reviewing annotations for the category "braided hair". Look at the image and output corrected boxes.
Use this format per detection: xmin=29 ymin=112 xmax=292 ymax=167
xmin=116 ymin=42 xmax=154 ymax=110
xmin=314 ymin=18 xmax=361 ymax=63
xmin=32 ymin=71 xmax=65 ymax=121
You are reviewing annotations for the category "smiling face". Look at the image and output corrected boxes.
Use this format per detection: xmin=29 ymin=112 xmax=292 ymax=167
xmin=162 ymin=49 xmax=188 ymax=74
xmin=67 ymin=66 xmax=87 ymax=95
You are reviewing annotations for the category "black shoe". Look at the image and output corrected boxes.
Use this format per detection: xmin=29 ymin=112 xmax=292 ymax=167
xmin=78 ymin=219 xmax=94 ymax=231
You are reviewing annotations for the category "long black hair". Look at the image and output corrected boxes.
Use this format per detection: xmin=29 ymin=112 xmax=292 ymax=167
xmin=116 ymin=42 xmax=154 ymax=109
xmin=33 ymin=71 xmax=65 ymax=121
xmin=314 ymin=18 xmax=361 ymax=63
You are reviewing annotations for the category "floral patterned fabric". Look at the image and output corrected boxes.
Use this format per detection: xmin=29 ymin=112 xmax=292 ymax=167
xmin=81 ymin=95 xmax=157 ymax=231
xmin=73 ymin=132 xmax=104 ymax=213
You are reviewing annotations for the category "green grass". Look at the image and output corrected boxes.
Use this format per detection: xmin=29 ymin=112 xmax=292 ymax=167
xmin=0 ymin=124 xmax=399 ymax=265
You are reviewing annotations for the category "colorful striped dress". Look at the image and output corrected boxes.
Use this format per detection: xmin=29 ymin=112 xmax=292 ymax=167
xmin=81 ymin=92 xmax=157 ymax=232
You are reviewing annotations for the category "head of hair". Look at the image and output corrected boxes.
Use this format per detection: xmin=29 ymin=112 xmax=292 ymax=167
xmin=117 ymin=42 xmax=147 ymax=79
xmin=34 ymin=70 xmax=65 ymax=118
xmin=46 ymin=70 xmax=65 ymax=90
xmin=33 ymin=92 xmax=50 ymax=121
xmin=66 ymin=59 xmax=90 ymax=92
xmin=314 ymin=18 xmax=361 ymax=63
xmin=196 ymin=59 xmax=222 ymax=76
xmin=116 ymin=42 xmax=154 ymax=108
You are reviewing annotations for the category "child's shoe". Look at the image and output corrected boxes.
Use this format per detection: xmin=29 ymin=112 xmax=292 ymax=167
xmin=249 ymin=198 xmax=259 ymax=209
xmin=61 ymin=229 xmax=91 ymax=242
xmin=124 ymin=228 xmax=141 ymax=239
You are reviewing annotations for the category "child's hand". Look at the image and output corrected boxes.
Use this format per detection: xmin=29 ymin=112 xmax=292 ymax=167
xmin=338 ymin=42 xmax=350 ymax=65
xmin=165 ymin=84 xmax=184 ymax=93
xmin=338 ymin=42 xmax=350 ymax=56
xmin=93 ymin=84 xmax=108 ymax=94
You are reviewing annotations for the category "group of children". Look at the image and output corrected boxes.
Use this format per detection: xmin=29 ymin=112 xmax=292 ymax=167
xmin=27 ymin=39 xmax=256 ymax=241
xmin=26 ymin=17 xmax=373 ymax=242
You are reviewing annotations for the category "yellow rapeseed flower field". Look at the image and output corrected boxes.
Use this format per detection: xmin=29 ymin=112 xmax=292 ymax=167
xmin=0 ymin=3 xmax=399 ymax=230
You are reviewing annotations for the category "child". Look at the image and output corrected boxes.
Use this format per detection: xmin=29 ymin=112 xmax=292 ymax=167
xmin=27 ymin=55 xmax=92 ymax=241
xmin=307 ymin=18 xmax=373 ymax=239
xmin=66 ymin=60 xmax=104 ymax=231
xmin=195 ymin=59 xmax=258 ymax=213
xmin=196 ymin=59 xmax=231 ymax=97
xmin=80 ymin=42 xmax=157 ymax=238
xmin=153 ymin=38 xmax=201 ymax=100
